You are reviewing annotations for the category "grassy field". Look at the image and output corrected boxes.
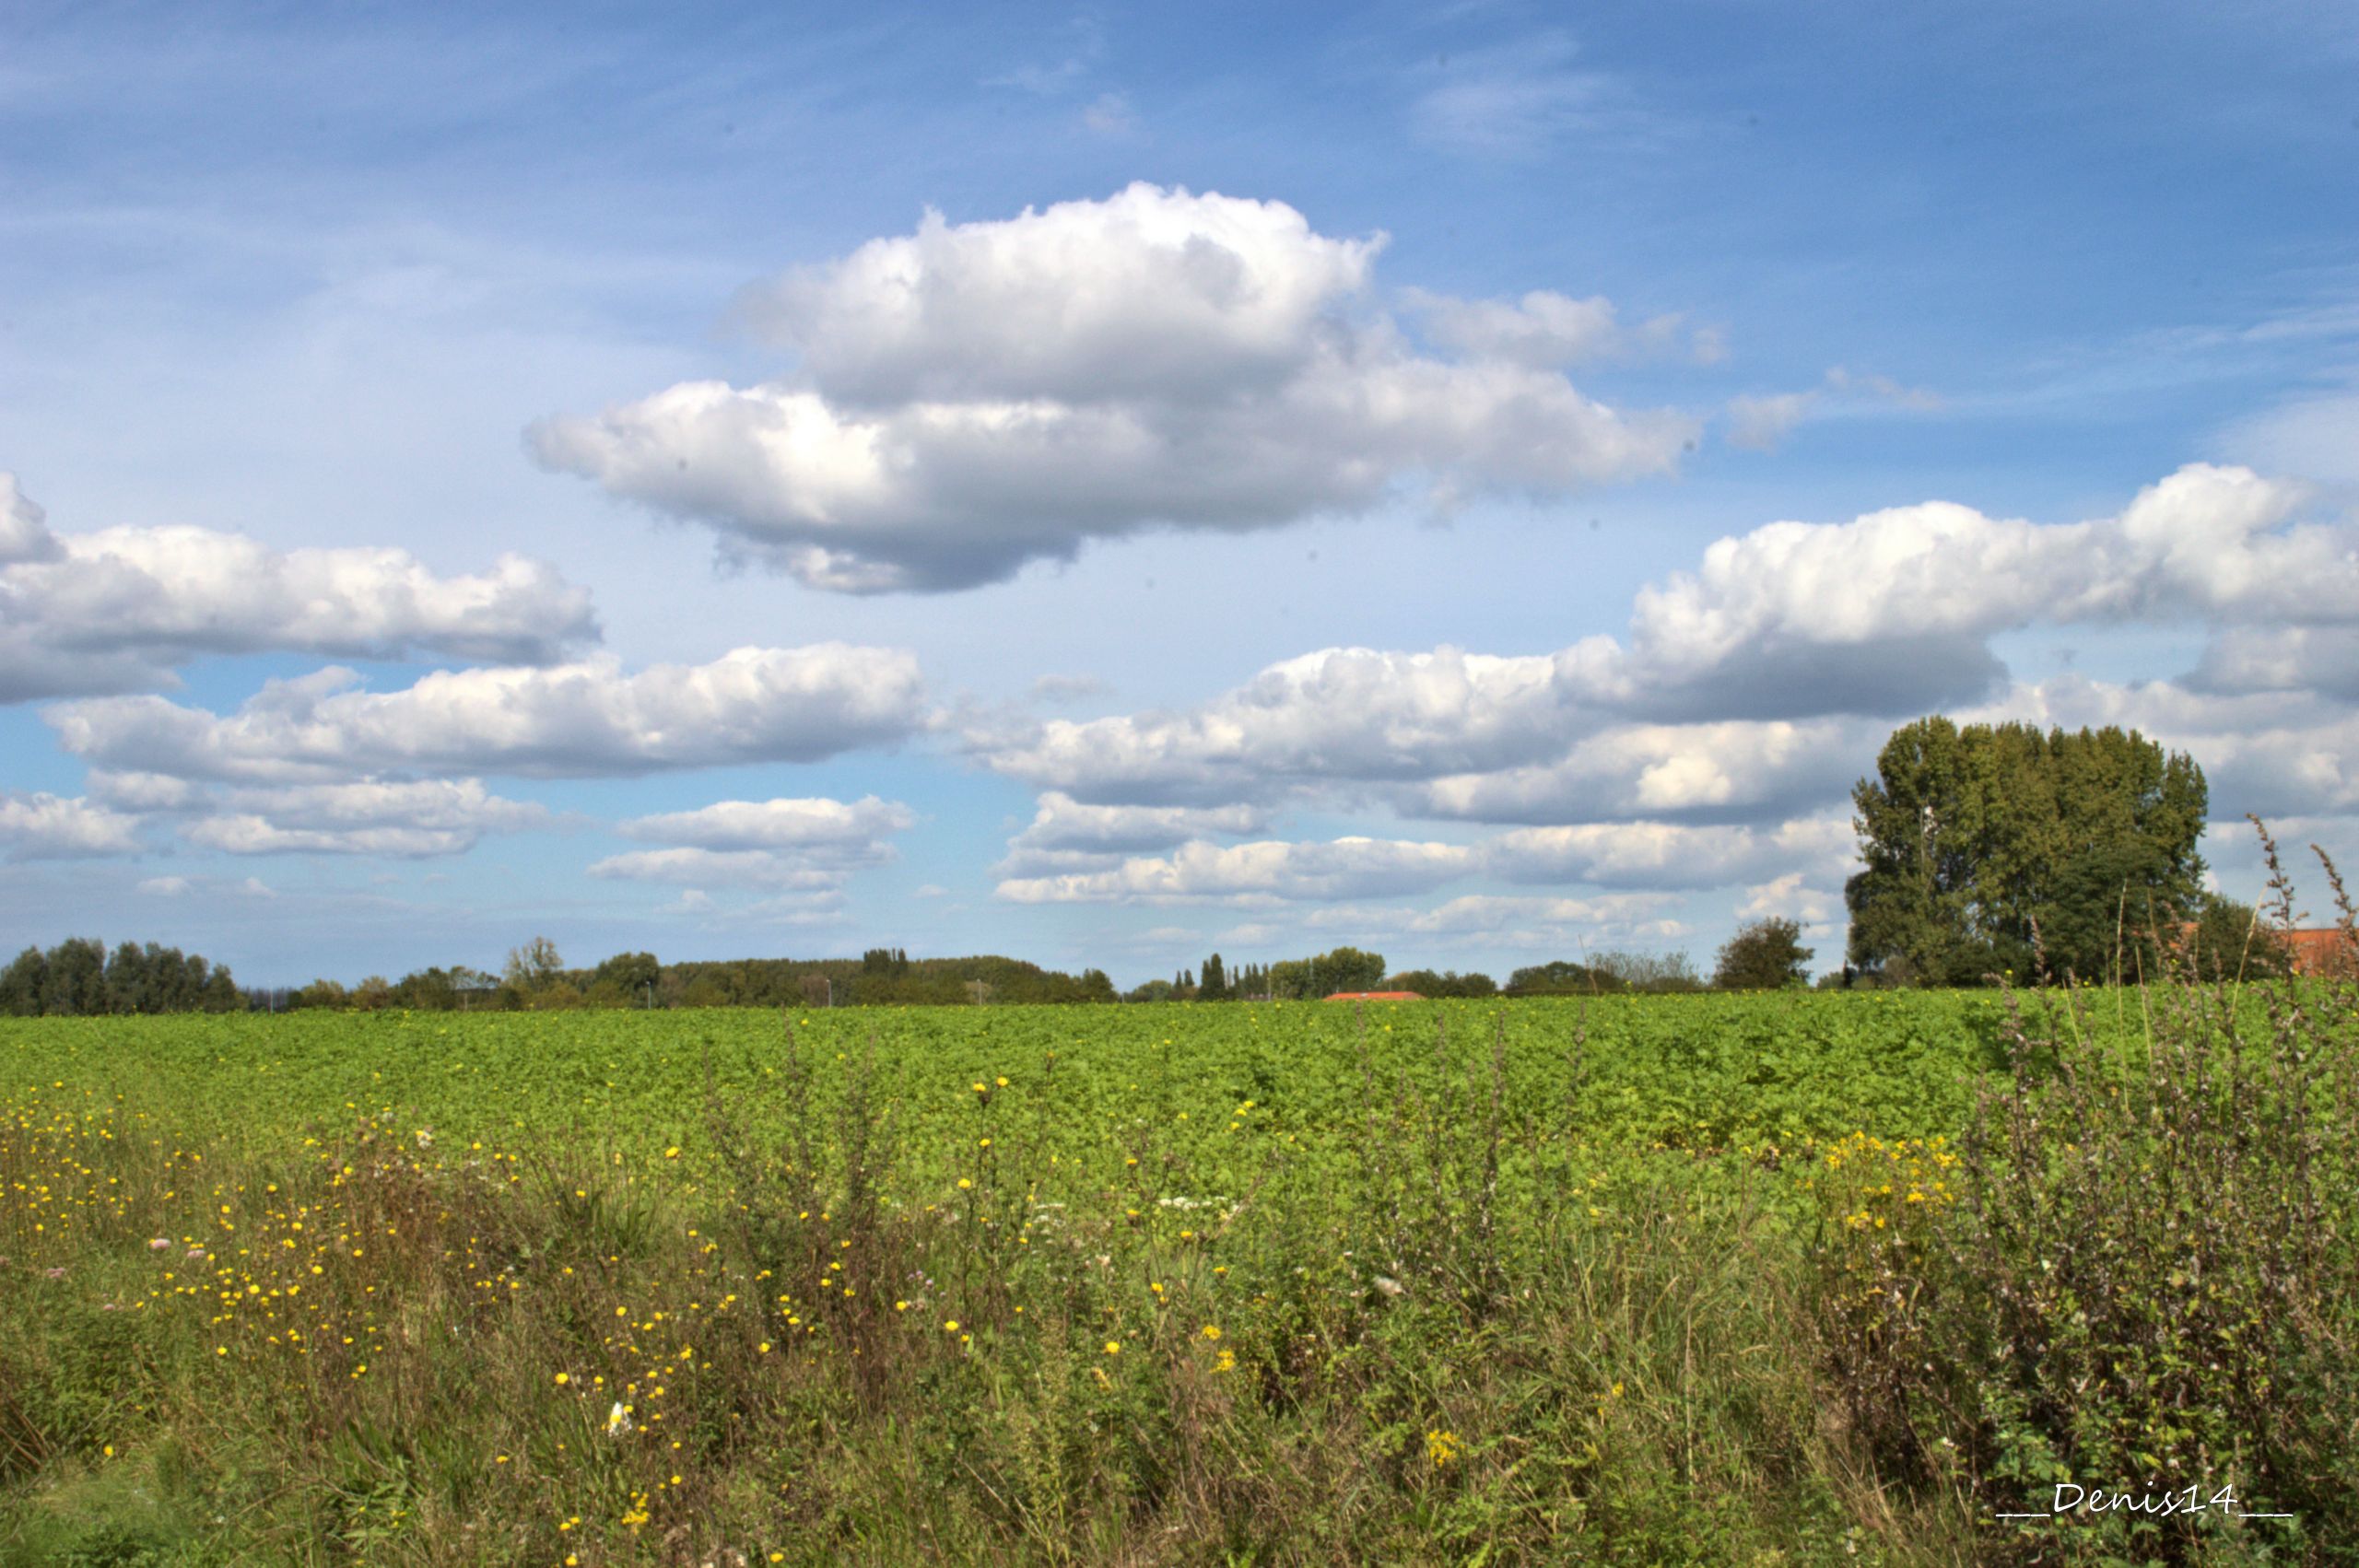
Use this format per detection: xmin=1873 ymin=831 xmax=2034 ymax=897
xmin=3 ymin=980 xmax=2353 ymax=1565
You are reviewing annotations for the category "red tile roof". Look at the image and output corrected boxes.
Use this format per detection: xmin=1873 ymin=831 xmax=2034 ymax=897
xmin=2285 ymin=928 xmax=2356 ymax=978
xmin=1325 ymin=990 xmax=1425 ymax=1001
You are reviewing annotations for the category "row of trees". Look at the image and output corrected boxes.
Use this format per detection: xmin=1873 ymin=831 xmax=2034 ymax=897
xmin=1124 ymin=948 xmax=1394 ymax=1002
xmin=264 ymin=933 xmax=1816 ymax=1014
xmin=264 ymin=942 xmax=1121 ymax=1012
xmin=1118 ymin=936 xmax=1815 ymax=1002
xmin=1125 ymin=954 xmax=1282 ymax=1002
xmin=1507 ymin=951 xmax=1707 ymax=995
xmin=0 ymin=721 xmax=2257 ymax=1015
xmin=0 ymin=940 xmax=244 ymax=1017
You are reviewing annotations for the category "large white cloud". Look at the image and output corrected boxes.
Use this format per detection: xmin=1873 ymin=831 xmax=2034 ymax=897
xmin=0 ymin=475 xmax=63 ymax=565
xmin=1005 ymin=791 xmax=1272 ymax=858
xmin=0 ymin=790 xmax=142 ymax=860
xmin=973 ymin=463 xmax=2359 ymax=824
xmin=996 ymin=836 xmax=1479 ymax=906
xmin=46 ymin=644 xmax=928 ymax=782
xmin=0 ymin=474 xmax=598 ymax=701
xmin=182 ymin=779 xmax=549 ymax=858
xmin=616 ymin=794 xmax=914 ymax=852
xmin=1413 ymin=719 xmax=1872 ymax=825
xmin=975 ymin=644 xmax=1613 ymax=805
xmin=741 ymin=182 xmax=1380 ymax=406
xmin=591 ymin=793 xmax=915 ymax=890
xmin=530 ymin=183 xmax=1697 ymax=592
xmin=1625 ymin=465 xmax=2353 ymax=691
xmin=1488 ymin=816 xmax=1859 ymax=892
xmin=990 ymin=817 xmax=1860 ymax=908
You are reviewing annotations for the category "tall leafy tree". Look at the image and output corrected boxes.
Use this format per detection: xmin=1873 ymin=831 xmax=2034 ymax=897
xmin=1847 ymin=719 xmax=2207 ymax=985
xmin=1 ymin=947 xmax=47 ymax=1015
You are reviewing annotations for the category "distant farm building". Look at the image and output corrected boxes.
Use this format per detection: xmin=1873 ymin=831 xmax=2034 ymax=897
xmin=2174 ymin=922 xmax=2354 ymax=979
xmin=2285 ymin=928 xmax=2357 ymax=978
xmin=1325 ymin=990 xmax=1425 ymax=1001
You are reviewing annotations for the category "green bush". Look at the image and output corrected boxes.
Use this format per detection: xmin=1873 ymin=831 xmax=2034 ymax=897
xmin=1812 ymin=826 xmax=2359 ymax=1562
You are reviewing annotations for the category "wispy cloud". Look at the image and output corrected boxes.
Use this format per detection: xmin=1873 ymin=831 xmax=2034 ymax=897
xmin=1406 ymin=33 xmax=1639 ymax=159
xmin=981 ymin=15 xmax=1106 ymax=95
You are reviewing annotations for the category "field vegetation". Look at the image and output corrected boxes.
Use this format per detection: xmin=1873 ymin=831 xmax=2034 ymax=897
xmin=2 ymin=837 xmax=2353 ymax=1565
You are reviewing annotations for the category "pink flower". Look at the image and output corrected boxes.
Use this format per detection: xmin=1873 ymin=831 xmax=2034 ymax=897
xmin=148 ymin=1237 xmax=171 ymax=1251
xmin=43 ymin=1267 xmax=66 ymax=1280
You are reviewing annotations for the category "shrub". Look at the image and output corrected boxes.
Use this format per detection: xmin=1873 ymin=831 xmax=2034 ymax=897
xmin=1714 ymin=919 xmax=1814 ymax=991
xmin=1811 ymin=823 xmax=2359 ymax=1561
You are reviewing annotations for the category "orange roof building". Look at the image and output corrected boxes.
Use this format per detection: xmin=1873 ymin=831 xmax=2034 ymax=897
xmin=2285 ymin=928 xmax=2356 ymax=978
xmin=1325 ymin=990 xmax=1425 ymax=1001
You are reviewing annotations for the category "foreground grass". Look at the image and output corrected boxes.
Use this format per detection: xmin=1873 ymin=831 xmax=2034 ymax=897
xmin=5 ymin=1037 xmax=1954 ymax=1565
xmin=6 ymin=870 xmax=2353 ymax=1563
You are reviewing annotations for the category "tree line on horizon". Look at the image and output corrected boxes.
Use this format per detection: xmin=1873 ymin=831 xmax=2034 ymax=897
xmin=0 ymin=721 xmax=2290 ymax=1018
xmin=0 ymin=939 xmax=245 ymax=1017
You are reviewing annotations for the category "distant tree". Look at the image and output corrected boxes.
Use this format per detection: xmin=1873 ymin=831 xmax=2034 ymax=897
xmin=595 ymin=952 xmax=661 ymax=996
xmin=1307 ymin=947 xmax=1387 ymax=996
xmin=43 ymin=938 xmax=108 ymax=1016
xmin=2178 ymin=894 xmax=2294 ymax=982
xmin=0 ymin=946 xmax=46 ymax=1015
xmin=393 ymin=967 xmax=457 ymax=1010
xmin=1596 ymin=951 xmax=1705 ymax=993
xmin=200 ymin=968 xmax=243 ymax=1012
xmin=1847 ymin=718 xmax=2208 ymax=985
xmin=1200 ymin=953 xmax=1228 ymax=1000
xmin=103 ymin=942 xmax=144 ymax=1012
xmin=292 ymin=977 xmax=348 ymax=1010
xmin=504 ymin=936 xmax=564 ymax=991
xmin=1126 ymin=978 xmax=1178 ymax=1003
xmin=1506 ymin=959 xmax=1625 ymax=996
xmin=1714 ymin=919 xmax=1815 ymax=991
xmin=517 ymin=977 xmax=583 ymax=1011
xmin=1384 ymin=968 xmax=1496 ymax=999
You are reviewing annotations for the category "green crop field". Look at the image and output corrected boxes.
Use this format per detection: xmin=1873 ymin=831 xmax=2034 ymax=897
xmin=3 ymin=986 xmax=2351 ymax=1566
xmin=4 ymin=990 xmax=2020 ymax=1168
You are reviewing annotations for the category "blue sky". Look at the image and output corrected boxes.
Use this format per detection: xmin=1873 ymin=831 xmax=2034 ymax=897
xmin=4 ymin=0 xmax=2355 ymax=987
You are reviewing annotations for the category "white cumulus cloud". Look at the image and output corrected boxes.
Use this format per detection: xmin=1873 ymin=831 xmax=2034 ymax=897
xmin=530 ymin=183 xmax=1696 ymax=592
xmin=47 ymin=645 xmax=929 ymax=782
xmin=592 ymin=793 xmax=916 ymax=892
xmin=616 ymin=794 xmax=913 ymax=853
xmin=997 ymin=836 xmax=1480 ymax=906
xmin=0 ymin=790 xmax=143 ymax=859
xmin=972 ymin=463 xmax=2359 ymax=835
xmin=0 ymin=474 xmax=597 ymax=701
xmin=182 ymin=779 xmax=549 ymax=858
